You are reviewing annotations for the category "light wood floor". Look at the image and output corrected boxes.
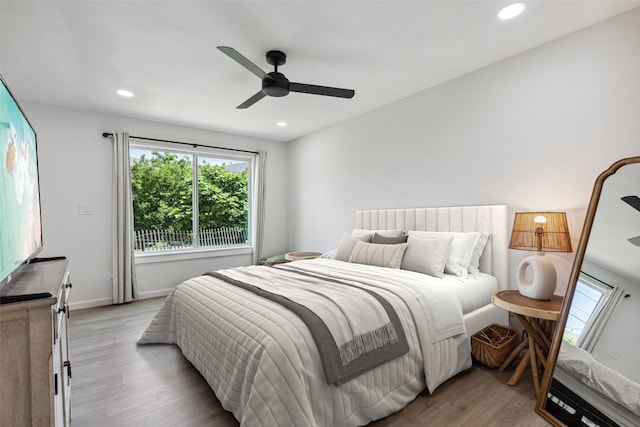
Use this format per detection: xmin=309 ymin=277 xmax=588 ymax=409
xmin=69 ymin=298 xmax=551 ymax=427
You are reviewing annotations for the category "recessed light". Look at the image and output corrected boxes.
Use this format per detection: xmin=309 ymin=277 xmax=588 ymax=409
xmin=276 ymin=121 xmax=287 ymax=127
xmin=116 ymin=89 xmax=135 ymax=98
xmin=497 ymin=2 xmax=526 ymax=20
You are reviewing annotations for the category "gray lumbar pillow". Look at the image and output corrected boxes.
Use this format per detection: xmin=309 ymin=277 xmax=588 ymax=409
xmin=348 ymin=241 xmax=408 ymax=269
xmin=371 ymin=233 xmax=409 ymax=245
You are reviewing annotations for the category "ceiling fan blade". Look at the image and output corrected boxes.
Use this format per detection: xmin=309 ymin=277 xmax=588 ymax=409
xmin=218 ymin=46 xmax=268 ymax=80
xmin=629 ymin=235 xmax=640 ymax=247
xmin=289 ymin=82 xmax=355 ymax=99
xmin=622 ymin=195 xmax=640 ymax=212
xmin=237 ymin=91 xmax=266 ymax=109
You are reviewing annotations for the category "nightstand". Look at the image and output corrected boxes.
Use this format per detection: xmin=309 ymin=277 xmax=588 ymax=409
xmin=491 ymin=289 xmax=562 ymax=396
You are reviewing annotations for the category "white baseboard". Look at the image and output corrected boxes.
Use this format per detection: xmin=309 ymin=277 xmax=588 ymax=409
xmin=138 ymin=288 xmax=173 ymax=299
xmin=70 ymin=288 xmax=173 ymax=310
xmin=70 ymin=297 xmax=112 ymax=310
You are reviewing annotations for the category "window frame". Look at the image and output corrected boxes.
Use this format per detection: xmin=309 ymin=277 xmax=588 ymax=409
xmin=563 ymin=273 xmax=611 ymax=345
xmin=129 ymin=140 xmax=256 ymax=263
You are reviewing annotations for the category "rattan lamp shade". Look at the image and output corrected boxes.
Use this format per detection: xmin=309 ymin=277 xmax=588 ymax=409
xmin=509 ymin=212 xmax=572 ymax=300
xmin=509 ymin=212 xmax=572 ymax=253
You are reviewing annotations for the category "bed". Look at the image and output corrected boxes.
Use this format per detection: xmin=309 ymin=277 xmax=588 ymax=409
xmin=549 ymin=342 xmax=640 ymax=426
xmin=138 ymin=205 xmax=509 ymax=426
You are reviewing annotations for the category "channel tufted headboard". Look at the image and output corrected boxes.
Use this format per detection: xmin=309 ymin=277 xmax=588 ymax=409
xmin=355 ymin=205 xmax=509 ymax=290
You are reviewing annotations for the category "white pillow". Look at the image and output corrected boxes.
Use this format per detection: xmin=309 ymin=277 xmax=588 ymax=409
xmin=468 ymin=232 xmax=490 ymax=276
xmin=335 ymin=232 xmax=371 ymax=261
xmin=401 ymin=235 xmax=453 ymax=278
xmin=320 ymin=249 xmax=337 ymax=259
xmin=408 ymin=231 xmax=481 ymax=279
xmin=348 ymin=241 xmax=408 ymax=269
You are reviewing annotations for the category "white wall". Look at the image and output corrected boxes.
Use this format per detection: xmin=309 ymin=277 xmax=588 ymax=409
xmin=23 ymin=103 xmax=288 ymax=308
xmin=287 ymin=9 xmax=640 ymax=291
xmin=582 ymin=260 xmax=640 ymax=383
xmin=590 ymin=289 xmax=640 ymax=384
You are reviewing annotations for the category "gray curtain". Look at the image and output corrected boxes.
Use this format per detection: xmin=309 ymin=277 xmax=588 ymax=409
xmin=112 ymin=131 xmax=138 ymax=304
xmin=253 ymin=150 xmax=267 ymax=265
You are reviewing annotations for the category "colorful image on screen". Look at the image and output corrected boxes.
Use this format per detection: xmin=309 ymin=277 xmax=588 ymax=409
xmin=1 ymin=78 xmax=42 ymax=285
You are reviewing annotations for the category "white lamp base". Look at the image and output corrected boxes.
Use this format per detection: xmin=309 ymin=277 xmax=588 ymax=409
xmin=516 ymin=252 xmax=557 ymax=300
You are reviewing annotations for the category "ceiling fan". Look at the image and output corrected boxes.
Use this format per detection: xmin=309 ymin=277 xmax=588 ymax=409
xmin=621 ymin=195 xmax=640 ymax=247
xmin=218 ymin=46 xmax=355 ymax=109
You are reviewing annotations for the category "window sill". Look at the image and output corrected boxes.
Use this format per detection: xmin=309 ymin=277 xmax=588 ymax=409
xmin=134 ymin=245 xmax=253 ymax=265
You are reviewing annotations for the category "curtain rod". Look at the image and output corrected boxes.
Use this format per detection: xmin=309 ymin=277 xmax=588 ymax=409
xmin=102 ymin=132 xmax=259 ymax=155
xmin=581 ymin=271 xmax=631 ymax=298
xmin=580 ymin=271 xmax=614 ymax=289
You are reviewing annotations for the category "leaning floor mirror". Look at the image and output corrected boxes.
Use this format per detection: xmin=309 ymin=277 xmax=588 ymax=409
xmin=536 ymin=156 xmax=640 ymax=427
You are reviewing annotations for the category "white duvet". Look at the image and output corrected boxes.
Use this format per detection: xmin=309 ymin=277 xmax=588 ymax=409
xmin=138 ymin=259 xmax=472 ymax=427
xmin=558 ymin=342 xmax=640 ymax=416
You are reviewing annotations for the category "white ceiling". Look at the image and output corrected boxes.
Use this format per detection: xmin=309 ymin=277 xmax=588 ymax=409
xmin=1 ymin=1 xmax=639 ymax=142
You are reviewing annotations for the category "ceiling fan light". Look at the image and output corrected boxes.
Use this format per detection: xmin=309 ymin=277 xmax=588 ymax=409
xmin=498 ymin=2 xmax=526 ymax=20
xmin=276 ymin=121 xmax=287 ymax=127
xmin=219 ymin=46 xmax=355 ymax=109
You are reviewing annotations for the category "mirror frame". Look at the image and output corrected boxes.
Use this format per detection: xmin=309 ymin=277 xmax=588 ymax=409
xmin=535 ymin=155 xmax=640 ymax=425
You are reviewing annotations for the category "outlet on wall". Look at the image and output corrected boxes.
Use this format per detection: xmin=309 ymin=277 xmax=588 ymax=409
xmin=78 ymin=203 xmax=94 ymax=215
xmin=606 ymin=349 xmax=621 ymax=360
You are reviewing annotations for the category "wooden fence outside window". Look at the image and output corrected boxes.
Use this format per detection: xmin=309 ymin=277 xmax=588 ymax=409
xmin=134 ymin=227 xmax=247 ymax=251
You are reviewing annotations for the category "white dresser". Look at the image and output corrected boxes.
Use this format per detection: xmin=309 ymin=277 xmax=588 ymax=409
xmin=0 ymin=258 xmax=72 ymax=426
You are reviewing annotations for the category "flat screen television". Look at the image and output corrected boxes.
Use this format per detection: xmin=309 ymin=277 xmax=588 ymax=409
xmin=0 ymin=74 xmax=43 ymax=289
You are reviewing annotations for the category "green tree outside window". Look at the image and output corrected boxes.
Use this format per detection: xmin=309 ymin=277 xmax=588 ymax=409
xmin=130 ymin=149 xmax=250 ymax=251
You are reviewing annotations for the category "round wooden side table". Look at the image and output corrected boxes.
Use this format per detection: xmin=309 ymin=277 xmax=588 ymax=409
xmin=284 ymin=251 xmax=322 ymax=261
xmin=491 ymin=289 xmax=563 ymax=396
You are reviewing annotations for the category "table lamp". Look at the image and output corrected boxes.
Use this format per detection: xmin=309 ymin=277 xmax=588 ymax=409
xmin=509 ymin=212 xmax=572 ymax=300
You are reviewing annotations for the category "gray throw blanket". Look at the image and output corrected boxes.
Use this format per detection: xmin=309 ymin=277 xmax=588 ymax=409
xmin=205 ymin=268 xmax=409 ymax=385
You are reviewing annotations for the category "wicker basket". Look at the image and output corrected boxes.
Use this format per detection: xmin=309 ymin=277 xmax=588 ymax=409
xmin=471 ymin=323 xmax=518 ymax=368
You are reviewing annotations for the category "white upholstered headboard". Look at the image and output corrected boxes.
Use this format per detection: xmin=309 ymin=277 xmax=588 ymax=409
xmin=355 ymin=205 xmax=508 ymax=290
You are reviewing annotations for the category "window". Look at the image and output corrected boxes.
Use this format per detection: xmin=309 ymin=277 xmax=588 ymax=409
xmin=129 ymin=141 xmax=254 ymax=255
xmin=563 ymin=274 xmax=609 ymax=345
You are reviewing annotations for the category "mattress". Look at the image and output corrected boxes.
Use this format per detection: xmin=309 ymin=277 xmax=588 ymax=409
xmin=447 ymin=272 xmax=499 ymax=314
xmin=138 ymin=259 xmax=494 ymax=426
